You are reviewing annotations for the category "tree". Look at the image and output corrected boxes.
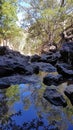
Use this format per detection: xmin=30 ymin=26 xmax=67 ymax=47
xmin=19 ymin=0 xmax=73 ymax=51
xmin=0 ymin=0 xmax=21 ymax=46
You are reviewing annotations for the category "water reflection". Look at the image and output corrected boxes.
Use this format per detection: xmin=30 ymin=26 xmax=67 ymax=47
xmin=0 ymin=82 xmax=73 ymax=130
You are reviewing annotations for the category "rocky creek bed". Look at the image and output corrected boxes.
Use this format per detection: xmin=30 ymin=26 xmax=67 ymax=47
xmin=0 ymin=42 xmax=73 ymax=130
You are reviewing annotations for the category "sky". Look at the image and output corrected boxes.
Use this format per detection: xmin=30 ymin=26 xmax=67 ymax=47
xmin=17 ymin=1 xmax=31 ymax=27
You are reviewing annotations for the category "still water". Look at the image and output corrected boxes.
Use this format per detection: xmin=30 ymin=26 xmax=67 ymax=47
xmin=0 ymin=76 xmax=73 ymax=130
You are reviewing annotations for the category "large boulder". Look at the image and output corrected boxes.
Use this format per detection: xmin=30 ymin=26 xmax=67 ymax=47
xmin=60 ymin=42 xmax=73 ymax=65
xmin=0 ymin=46 xmax=39 ymax=77
xmin=32 ymin=62 xmax=56 ymax=72
xmin=40 ymin=51 xmax=61 ymax=65
xmin=43 ymin=74 xmax=63 ymax=86
xmin=0 ymin=74 xmax=40 ymax=89
xmin=56 ymin=63 xmax=73 ymax=77
xmin=64 ymin=85 xmax=73 ymax=105
xmin=43 ymin=88 xmax=67 ymax=107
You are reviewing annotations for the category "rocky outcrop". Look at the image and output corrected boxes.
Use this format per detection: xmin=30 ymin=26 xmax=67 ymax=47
xmin=30 ymin=54 xmax=41 ymax=62
xmin=0 ymin=46 xmax=40 ymax=78
xmin=0 ymin=42 xmax=73 ymax=90
xmin=60 ymin=42 xmax=73 ymax=65
xmin=40 ymin=51 xmax=61 ymax=65
xmin=32 ymin=62 xmax=56 ymax=72
xmin=56 ymin=63 xmax=73 ymax=77
xmin=43 ymin=74 xmax=63 ymax=86
xmin=43 ymin=88 xmax=67 ymax=107
xmin=64 ymin=85 xmax=73 ymax=105
xmin=0 ymin=74 xmax=40 ymax=89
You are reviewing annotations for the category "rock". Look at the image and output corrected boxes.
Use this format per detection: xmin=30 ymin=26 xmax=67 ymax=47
xmin=0 ymin=74 xmax=40 ymax=89
xmin=0 ymin=46 xmax=8 ymax=55
xmin=13 ymin=65 xmax=27 ymax=74
xmin=0 ymin=46 xmax=40 ymax=76
xmin=56 ymin=63 xmax=73 ymax=77
xmin=32 ymin=62 xmax=56 ymax=72
xmin=60 ymin=42 xmax=73 ymax=65
xmin=49 ymin=45 xmax=57 ymax=52
xmin=30 ymin=54 xmax=41 ymax=62
xmin=43 ymin=74 xmax=63 ymax=86
xmin=25 ymin=64 xmax=39 ymax=75
xmin=52 ymin=51 xmax=61 ymax=60
xmin=0 ymin=66 xmax=14 ymax=77
xmin=64 ymin=85 xmax=73 ymax=105
xmin=0 ymin=82 xmax=10 ymax=89
xmin=40 ymin=51 xmax=61 ymax=65
xmin=40 ymin=53 xmax=52 ymax=62
xmin=43 ymin=88 xmax=67 ymax=107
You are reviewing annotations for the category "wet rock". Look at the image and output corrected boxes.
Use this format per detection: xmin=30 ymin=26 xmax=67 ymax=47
xmin=56 ymin=63 xmax=73 ymax=77
xmin=43 ymin=74 xmax=63 ymax=86
xmin=0 ymin=74 xmax=40 ymax=89
xmin=43 ymin=88 xmax=67 ymax=107
xmin=30 ymin=54 xmax=41 ymax=62
xmin=64 ymin=85 xmax=73 ymax=105
xmin=32 ymin=62 xmax=56 ymax=72
xmin=60 ymin=42 xmax=73 ymax=64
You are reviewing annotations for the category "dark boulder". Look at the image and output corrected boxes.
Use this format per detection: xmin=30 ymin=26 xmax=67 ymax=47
xmin=40 ymin=53 xmax=52 ymax=62
xmin=32 ymin=62 xmax=56 ymax=72
xmin=0 ymin=46 xmax=8 ymax=56
xmin=0 ymin=66 xmax=14 ymax=77
xmin=0 ymin=46 xmax=40 ymax=76
xmin=43 ymin=88 xmax=67 ymax=107
xmin=30 ymin=54 xmax=41 ymax=62
xmin=25 ymin=64 xmax=39 ymax=75
xmin=64 ymin=85 xmax=73 ymax=105
xmin=60 ymin=42 xmax=73 ymax=65
xmin=56 ymin=63 xmax=73 ymax=77
xmin=40 ymin=51 xmax=61 ymax=65
xmin=0 ymin=74 xmax=40 ymax=89
xmin=43 ymin=74 xmax=63 ymax=86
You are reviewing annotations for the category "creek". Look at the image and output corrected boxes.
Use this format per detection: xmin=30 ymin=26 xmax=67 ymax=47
xmin=0 ymin=72 xmax=73 ymax=130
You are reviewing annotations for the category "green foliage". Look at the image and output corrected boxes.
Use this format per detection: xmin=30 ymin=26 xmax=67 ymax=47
xmin=0 ymin=0 xmax=20 ymax=42
xmin=6 ymin=85 xmax=20 ymax=105
xmin=20 ymin=0 xmax=73 ymax=52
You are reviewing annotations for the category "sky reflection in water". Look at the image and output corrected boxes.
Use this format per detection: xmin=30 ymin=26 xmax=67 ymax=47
xmin=0 ymin=83 xmax=73 ymax=130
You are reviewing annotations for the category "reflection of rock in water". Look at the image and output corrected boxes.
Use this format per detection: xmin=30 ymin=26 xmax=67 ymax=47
xmin=0 ymin=90 xmax=8 ymax=118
